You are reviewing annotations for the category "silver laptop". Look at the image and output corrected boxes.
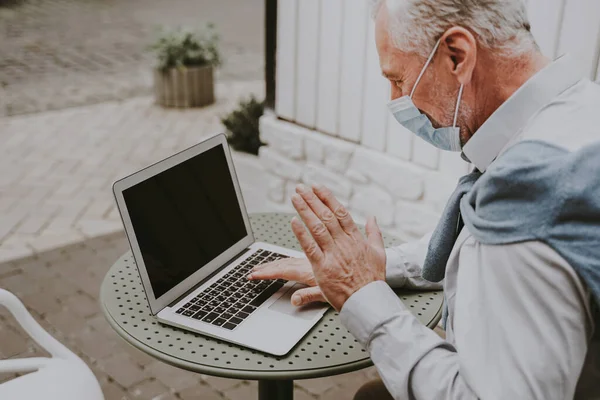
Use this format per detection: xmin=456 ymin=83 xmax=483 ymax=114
xmin=112 ymin=133 xmax=328 ymax=356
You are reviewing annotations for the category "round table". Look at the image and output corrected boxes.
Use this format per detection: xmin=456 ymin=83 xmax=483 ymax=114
xmin=100 ymin=213 xmax=443 ymax=400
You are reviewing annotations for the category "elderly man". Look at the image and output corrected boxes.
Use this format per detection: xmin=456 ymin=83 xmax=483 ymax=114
xmin=249 ymin=0 xmax=600 ymax=398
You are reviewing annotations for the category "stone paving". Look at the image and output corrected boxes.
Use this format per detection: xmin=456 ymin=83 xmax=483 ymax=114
xmin=0 ymin=232 xmax=379 ymax=400
xmin=0 ymin=0 xmax=264 ymax=116
xmin=0 ymin=83 xmax=449 ymax=398
xmin=0 ymin=77 xmax=384 ymax=399
xmin=0 ymin=2 xmax=444 ymax=394
xmin=0 ymin=65 xmax=391 ymax=398
xmin=0 ymin=82 xmax=450 ymax=400
xmin=0 ymin=1 xmax=419 ymax=398
xmin=0 ymin=80 xmax=280 ymax=265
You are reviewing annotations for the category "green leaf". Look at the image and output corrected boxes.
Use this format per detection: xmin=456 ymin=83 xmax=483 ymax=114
xmin=221 ymin=95 xmax=266 ymax=155
xmin=148 ymin=24 xmax=222 ymax=71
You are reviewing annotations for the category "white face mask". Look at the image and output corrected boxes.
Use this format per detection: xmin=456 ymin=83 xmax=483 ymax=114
xmin=387 ymin=39 xmax=464 ymax=152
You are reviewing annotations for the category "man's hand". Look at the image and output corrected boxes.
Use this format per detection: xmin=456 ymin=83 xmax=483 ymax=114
xmin=289 ymin=184 xmax=386 ymax=311
xmin=247 ymin=258 xmax=327 ymax=306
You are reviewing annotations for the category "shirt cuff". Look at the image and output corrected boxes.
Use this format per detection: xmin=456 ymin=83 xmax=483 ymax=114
xmin=385 ymin=247 xmax=405 ymax=271
xmin=385 ymin=247 xmax=406 ymax=286
xmin=340 ymin=280 xmax=408 ymax=347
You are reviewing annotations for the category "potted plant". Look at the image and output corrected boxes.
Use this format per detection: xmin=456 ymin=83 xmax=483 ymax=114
xmin=149 ymin=24 xmax=221 ymax=108
xmin=221 ymin=96 xmax=265 ymax=155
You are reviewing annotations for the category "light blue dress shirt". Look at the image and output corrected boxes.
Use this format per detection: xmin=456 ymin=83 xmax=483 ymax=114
xmin=340 ymin=55 xmax=600 ymax=399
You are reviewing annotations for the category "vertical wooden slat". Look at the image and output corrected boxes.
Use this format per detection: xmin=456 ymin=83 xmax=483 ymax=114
xmin=190 ymin=67 xmax=198 ymax=106
xmin=295 ymin=0 xmax=320 ymax=128
xmin=527 ymin=0 xmax=565 ymax=58
xmin=360 ymin=19 xmax=388 ymax=152
xmin=556 ymin=0 xmax=600 ymax=79
xmin=275 ymin=0 xmax=298 ymax=120
xmin=337 ymin=0 xmax=369 ymax=141
xmin=315 ymin=0 xmax=343 ymax=135
xmin=173 ymin=69 xmax=181 ymax=107
xmin=594 ymin=34 xmax=600 ymax=83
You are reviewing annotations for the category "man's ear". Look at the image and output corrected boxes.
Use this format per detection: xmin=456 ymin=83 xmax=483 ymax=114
xmin=439 ymin=27 xmax=477 ymax=85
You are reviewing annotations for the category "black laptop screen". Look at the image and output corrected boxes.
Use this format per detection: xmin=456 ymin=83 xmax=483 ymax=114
xmin=122 ymin=144 xmax=248 ymax=298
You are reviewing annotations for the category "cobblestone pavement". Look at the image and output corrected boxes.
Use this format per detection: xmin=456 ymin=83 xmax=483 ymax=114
xmin=0 ymin=80 xmax=276 ymax=264
xmin=0 ymin=75 xmax=383 ymax=399
xmin=0 ymin=232 xmax=379 ymax=399
xmin=0 ymin=3 xmax=385 ymax=396
xmin=0 ymin=0 xmax=264 ymax=116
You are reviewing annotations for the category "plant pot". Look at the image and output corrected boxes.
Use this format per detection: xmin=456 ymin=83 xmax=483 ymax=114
xmin=153 ymin=65 xmax=215 ymax=108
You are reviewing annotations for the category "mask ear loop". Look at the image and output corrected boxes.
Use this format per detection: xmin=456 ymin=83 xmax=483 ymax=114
xmin=453 ymin=84 xmax=464 ymax=127
xmin=410 ymin=39 xmax=442 ymax=99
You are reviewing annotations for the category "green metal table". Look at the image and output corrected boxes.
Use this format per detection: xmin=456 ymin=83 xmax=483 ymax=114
xmin=100 ymin=213 xmax=443 ymax=400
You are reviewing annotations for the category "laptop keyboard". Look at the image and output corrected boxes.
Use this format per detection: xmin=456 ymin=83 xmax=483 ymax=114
xmin=175 ymin=249 xmax=290 ymax=330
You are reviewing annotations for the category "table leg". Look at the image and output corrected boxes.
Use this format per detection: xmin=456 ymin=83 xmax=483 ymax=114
xmin=258 ymin=380 xmax=293 ymax=400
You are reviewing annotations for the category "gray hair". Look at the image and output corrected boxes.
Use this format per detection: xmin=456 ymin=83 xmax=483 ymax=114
xmin=371 ymin=0 xmax=537 ymax=57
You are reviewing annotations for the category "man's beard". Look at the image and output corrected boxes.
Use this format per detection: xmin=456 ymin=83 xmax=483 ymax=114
xmin=420 ymin=104 xmax=473 ymax=147
xmin=421 ymin=109 xmax=443 ymax=128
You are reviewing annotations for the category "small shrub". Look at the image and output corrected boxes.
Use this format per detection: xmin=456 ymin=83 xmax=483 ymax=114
xmin=221 ymin=96 xmax=265 ymax=155
xmin=149 ymin=24 xmax=221 ymax=72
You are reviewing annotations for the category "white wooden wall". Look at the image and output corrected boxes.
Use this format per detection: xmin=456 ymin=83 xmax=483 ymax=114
xmin=275 ymin=0 xmax=600 ymax=174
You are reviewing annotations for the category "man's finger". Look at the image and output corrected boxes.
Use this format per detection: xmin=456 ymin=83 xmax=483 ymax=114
xmin=292 ymin=193 xmax=335 ymax=251
xmin=291 ymin=286 xmax=327 ymax=306
xmin=249 ymin=260 xmax=281 ymax=273
xmin=247 ymin=261 xmax=283 ymax=279
xmin=365 ymin=216 xmax=385 ymax=249
xmin=290 ymin=216 xmax=324 ymax=264
xmin=313 ymin=184 xmax=361 ymax=239
xmin=296 ymin=184 xmax=344 ymax=239
xmin=247 ymin=262 xmax=299 ymax=281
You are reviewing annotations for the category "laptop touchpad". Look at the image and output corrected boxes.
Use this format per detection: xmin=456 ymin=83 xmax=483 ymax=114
xmin=269 ymin=283 xmax=326 ymax=320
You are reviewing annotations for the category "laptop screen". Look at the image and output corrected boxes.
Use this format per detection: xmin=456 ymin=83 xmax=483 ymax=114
xmin=122 ymin=143 xmax=248 ymax=298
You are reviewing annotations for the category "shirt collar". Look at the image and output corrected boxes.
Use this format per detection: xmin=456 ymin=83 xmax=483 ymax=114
xmin=462 ymin=54 xmax=583 ymax=172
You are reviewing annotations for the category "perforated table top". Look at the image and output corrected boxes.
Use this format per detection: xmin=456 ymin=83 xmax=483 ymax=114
xmin=100 ymin=213 xmax=443 ymax=380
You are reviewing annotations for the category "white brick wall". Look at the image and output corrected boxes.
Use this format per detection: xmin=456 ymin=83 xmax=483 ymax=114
xmin=259 ymin=114 xmax=469 ymax=241
xmin=302 ymin=163 xmax=353 ymax=200
xmin=351 ymin=184 xmax=395 ymax=227
xmin=258 ymin=146 xmax=304 ymax=181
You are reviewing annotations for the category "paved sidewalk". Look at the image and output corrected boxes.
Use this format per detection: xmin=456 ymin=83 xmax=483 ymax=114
xmin=0 ymin=82 xmax=382 ymax=397
xmin=0 ymin=77 xmax=380 ymax=399
xmin=0 ymin=80 xmax=279 ymax=264
xmin=0 ymin=2 xmax=389 ymax=398
xmin=0 ymin=75 xmax=445 ymax=399
xmin=0 ymin=232 xmax=378 ymax=400
xmin=0 ymin=0 xmax=264 ymax=116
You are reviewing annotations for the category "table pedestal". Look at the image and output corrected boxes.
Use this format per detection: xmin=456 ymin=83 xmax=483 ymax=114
xmin=259 ymin=380 xmax=293 ymax=400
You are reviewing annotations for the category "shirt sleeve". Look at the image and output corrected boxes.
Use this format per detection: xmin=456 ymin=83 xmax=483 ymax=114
xmin=341 ymin=239 xmax=593 ymax=400
xmin=385 ymin=232 xmax=443 ymax=290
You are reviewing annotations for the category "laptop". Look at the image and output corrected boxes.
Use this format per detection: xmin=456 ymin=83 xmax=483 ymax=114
xmin=112 ymin=133 xmax=329 ymax=356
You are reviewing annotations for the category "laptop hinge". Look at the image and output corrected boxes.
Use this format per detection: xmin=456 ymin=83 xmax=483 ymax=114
xmin=167 ymin=247 xmax=251 ymax=308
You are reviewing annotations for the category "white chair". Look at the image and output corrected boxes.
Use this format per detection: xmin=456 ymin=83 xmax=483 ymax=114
xmin=0 ymin=288 xmax=104 ymax=400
